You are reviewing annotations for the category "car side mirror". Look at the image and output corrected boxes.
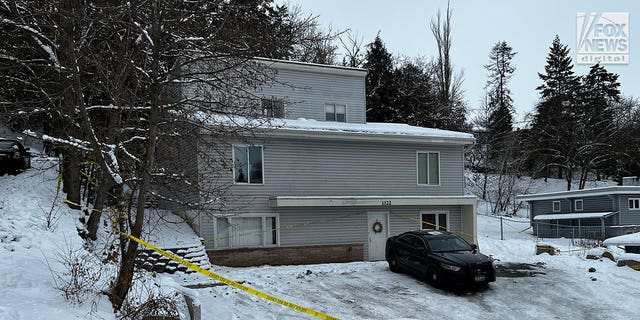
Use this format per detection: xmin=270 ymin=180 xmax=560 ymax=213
xmin=471 ymin=244 xmax=478 ymax=252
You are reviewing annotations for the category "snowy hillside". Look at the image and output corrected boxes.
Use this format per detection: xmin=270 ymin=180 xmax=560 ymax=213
xmin=1 ymin=164 xmax=639 ymax=319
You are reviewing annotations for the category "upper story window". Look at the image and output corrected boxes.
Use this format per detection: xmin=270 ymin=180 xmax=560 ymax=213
xmin=574 ymin=199 xmax=583 ymax=212
xmin=417 ymin=151 xmax=440 ymax=185
xmin=552 ymin=201 xmax=561 ymax=212
xmin=261 ymin=99 xmax=285 ymax=118
xmin=325 ymin=103 xmax=346 ymax=122
xmin=233 ymin=145 xmax=263 ymax=184
xmin=629 ymin=198 xmax=640 ymax=210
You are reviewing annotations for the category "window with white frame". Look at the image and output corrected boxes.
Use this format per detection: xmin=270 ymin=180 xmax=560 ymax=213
xmin=629 ymin=198 xmax=640 ymax=210
xmin=324 ymin=103 xmax=346 ymax=122
xmin=214 ymin=215 xmax=277 ymax=249
xmin=421 ymin=212 xmax=448 ymax=231
xmin=417 ymin=152 xmax=440 ymax=185
xmin=233 ymin=145 xmax=263 ymax=184
xmin=574 ymin=199 xmax=583 ymax=212
xmin=552 ymin=201 xmax=561 ymax=212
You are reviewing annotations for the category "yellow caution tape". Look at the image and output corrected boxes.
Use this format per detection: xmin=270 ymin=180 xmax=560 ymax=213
xmin=120 ymin=232 xmax=341 ymax=320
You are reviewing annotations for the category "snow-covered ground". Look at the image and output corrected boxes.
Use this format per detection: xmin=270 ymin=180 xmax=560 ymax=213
xmin=1 ymin=164 xmax=639 ymax=319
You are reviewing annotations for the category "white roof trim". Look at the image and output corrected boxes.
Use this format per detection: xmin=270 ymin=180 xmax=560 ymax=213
xmin=268 ymin=195 xmax=477 ymax=208
xmin=533 ymin=212 xmax=616 ymax=221
xmin=517 ymin=186 xmax=640 ymax=202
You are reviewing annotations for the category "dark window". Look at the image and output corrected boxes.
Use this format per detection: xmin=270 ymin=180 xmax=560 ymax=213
xmin=629 ymin=198 xmax=640 ymax=210
xmin=233 ymin=145 xmax=263 ymax=184
xmin=553 ymin=201 xmax=561 ymax=212
xmin=575 ymin=199 xmax=583 ymax=212
xmin=421 ymin=213 xmax=447 ymax=231
xmin=261 ymin=99 xmax=285 ymax=118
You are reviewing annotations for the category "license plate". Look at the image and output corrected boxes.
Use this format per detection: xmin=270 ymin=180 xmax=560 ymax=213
xmin=475 ymin=275 xmax=485 ymax=282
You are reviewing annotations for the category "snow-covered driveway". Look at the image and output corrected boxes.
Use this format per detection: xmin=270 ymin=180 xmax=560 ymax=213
xmin=181 ymin=216 xmax=640 ymax=320
xmin=185 ymin=256 xmax=639 ymax=320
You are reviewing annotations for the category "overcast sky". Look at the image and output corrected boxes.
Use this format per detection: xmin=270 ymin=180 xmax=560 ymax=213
xmin=285 ymin=0 xmax=639 ymax=124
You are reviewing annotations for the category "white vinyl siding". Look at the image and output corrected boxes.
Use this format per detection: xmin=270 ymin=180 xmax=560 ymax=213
xmin=417 ymin=152 xmax=440 ymax=185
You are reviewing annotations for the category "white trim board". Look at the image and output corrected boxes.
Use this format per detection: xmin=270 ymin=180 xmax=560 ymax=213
xmin=268 ymin=195 xmax=477 ymax=208
xmin=533 ymin=212 xmax=617 ymax=221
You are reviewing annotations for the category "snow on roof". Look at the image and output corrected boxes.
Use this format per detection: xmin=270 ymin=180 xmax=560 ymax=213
xmin=533 ymin=212 xmax=616 ymax=221
xmin=201 ymin=113 xmax=474 ymax=144
xmin=254 ymin=57 xmax=367 ymax=76
xmin=273 ymin=118 xmax=473 ymax=140
xmin=603 ymin=232 xmax=640 ymax=246
xmin=517 ymin=186 xmax=640 ymax=202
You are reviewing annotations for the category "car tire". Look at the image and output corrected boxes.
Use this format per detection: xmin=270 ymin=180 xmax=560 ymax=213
xmin=388 ymin=253 xmax=400 ymax=273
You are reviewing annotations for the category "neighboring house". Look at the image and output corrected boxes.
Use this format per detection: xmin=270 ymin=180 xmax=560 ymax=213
xmin=164 ymin=58 xmax=477 ymax=267
xmin=517 ymin=186 xmax=640 ymax=239
xmin=603 ymin=232 xmax=640 ymax=253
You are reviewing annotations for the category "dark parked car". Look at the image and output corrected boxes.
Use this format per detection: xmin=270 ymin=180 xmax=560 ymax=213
xmin=386 ymin=230 xmax=495 ymax=287
xmin=0 ymin=139 xmax=31 ymax=174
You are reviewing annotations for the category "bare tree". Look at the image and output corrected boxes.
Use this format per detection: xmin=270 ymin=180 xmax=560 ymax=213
xmin=339 ymin=30 xmax=366 ymax=68
xmin=429 ymin=0 xmax=468 ymax=131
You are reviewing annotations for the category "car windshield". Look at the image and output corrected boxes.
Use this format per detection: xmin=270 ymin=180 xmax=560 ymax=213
xmin=426 ymin=235 xmax=473 ymax=253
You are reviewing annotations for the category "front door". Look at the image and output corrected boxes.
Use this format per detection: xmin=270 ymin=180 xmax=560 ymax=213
xmin=368 ymin=212 xmax=388 ymax=261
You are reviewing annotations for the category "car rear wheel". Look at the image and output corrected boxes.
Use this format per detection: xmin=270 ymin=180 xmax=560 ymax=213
xmin=388 ymin=253 xmax=400 ymax=273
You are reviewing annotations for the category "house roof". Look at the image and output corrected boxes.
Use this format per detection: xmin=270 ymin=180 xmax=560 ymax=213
xmin=200 ymin=114 xmax=475 ymax=145
xmin=532 ymin=212 xmax=617 ymax=221
xmin=254 ymin=57 xmax=367 ymax=77
xmin=265 ymin=118 xmax=475 ymax=145
xmin=516 ymin=186 xmax=640 ymax=202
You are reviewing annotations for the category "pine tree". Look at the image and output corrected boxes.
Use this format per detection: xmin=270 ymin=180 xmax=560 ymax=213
xmin=363 ymin=34 xmax=397 ymax=123
xmin=575 ymin=63 xmax=621 ymax=188
xmin=393 ymin=59 xmax=439 ymax=126
xmin=484 ymin=41 xmax=516 ymax=168
xmin=529 ymin=35 xmax=580 ymax=189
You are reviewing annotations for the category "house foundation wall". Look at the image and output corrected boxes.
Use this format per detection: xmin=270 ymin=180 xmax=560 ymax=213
xmin=207 ymin=243 xmax=365 ymax=267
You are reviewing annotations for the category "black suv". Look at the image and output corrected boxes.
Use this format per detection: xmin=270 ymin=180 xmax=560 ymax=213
xmin=385 ymin=230 xmax=495 ymax=287
xmin=0 ymin=139 xmax=31 ymax=174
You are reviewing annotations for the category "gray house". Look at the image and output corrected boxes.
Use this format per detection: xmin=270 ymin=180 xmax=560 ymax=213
xmin=167 ymin=59 xmax=477 ymax=267
xmin=517 ymin=186 xmax=640 ymax=239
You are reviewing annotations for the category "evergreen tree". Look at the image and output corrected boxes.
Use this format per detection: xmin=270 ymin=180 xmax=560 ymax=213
xmin=484 ymin=41 xmax=516 ymax=168
xmin=393 ymin=59 xmax=439 ymax=126
xmin=363 ymin=34 xmax=397 ymax=122
xmin=575 ymin=63 xmax=621 ymax=187
xmin=529 ymin=35 xmax=580 ymax=188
